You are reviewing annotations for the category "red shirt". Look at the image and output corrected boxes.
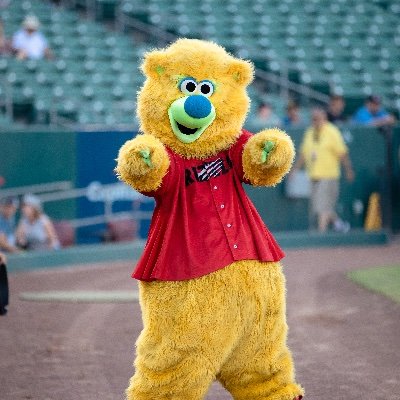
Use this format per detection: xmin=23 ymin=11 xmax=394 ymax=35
xmin=133 ymin=130 xmax=284 ymax=281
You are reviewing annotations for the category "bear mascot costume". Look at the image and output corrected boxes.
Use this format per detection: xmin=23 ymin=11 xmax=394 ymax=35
xmin=116 ymin=38 xmax=304 ymax=400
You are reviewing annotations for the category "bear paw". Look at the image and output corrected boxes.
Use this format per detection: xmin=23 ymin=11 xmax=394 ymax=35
xmin=116 ymin=134 xmax=169 ymax=192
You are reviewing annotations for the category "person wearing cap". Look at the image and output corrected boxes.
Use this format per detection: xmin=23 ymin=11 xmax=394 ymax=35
xmin=11 ymin=15 xmax=52 ymax=60
xmin=352 ymin=95 xmax=395 ymax=127
xmin=0 ymin=197 xmax=19 ymax=253
xmin=16 ymin=194 xmax=60 ymax=251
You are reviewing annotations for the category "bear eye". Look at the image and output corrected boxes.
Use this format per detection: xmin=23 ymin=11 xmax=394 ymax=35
xmin=198 ymin=81 xmax=214 ymax=97
xmin=179 ymin=78 xmax=197 ymax=95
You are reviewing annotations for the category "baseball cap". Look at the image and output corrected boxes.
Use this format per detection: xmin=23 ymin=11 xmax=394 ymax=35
xmin=367 ymin=95 xmax=381 ymax=104
xmin=22 ymin=194 xmax=42 ymax=211
xmin=0 ymin=196 xmax=19 ymax=207
xmin=23 ymin=15 xmax=40 ymax=30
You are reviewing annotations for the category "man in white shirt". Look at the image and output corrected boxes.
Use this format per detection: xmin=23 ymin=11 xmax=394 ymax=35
xmin=12 ymin=15 xmax=52 ymax=60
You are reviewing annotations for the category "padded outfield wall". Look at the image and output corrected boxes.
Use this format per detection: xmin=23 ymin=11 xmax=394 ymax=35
xmin=0 ymin=126 xmax=398 ymax=242
xmin=0 ymin=129 xmax=77 ymax=220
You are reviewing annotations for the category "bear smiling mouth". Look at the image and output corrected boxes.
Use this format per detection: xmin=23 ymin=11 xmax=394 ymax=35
xmin=176 ymin=122 xmax=198 ymax=135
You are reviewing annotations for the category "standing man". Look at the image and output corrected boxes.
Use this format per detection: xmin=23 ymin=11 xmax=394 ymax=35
xmin=292 ymin=108 xmax=354 ymax=232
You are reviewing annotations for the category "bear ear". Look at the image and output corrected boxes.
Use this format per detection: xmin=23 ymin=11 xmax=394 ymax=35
xmin=141 ymin=50 xmax=168 ymax=79
xmin=228 ymin=59 xmax=254 ymax=86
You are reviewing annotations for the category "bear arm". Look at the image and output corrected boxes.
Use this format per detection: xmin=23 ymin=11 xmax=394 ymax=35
xmin=242 ymin=128 xmax=295 ymax=187
xmin=116 ymin=134 xmax=170 ymax=193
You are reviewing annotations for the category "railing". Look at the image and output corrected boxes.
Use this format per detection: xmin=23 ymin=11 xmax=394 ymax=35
xmin=0 ymin=181 xmax=73 ymax=198
xmin=54 ymin=210 xmax=153 ymax=228
xmin=0 ymin=180 xmax=154 ymax=228
xmin=255 ymin=69 xmax=330 ymax=105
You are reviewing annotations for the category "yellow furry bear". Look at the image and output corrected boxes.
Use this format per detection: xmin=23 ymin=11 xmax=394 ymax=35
xmin=116 ymin=39 xmax=304 ymax=400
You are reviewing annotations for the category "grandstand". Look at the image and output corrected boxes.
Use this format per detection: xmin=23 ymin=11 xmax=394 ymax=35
xmin=116 ymin=0 xmax=400 ymax=116
xmin=1 ymin=0 xmax=399 ymax=129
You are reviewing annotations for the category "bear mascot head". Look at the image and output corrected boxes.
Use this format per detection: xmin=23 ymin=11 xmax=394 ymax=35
xmin=137 ymin=38 xmax=254 ymax=158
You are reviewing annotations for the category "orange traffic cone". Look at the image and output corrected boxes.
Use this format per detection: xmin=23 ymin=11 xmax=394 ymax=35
xmin=364 ymin=192 xmax=382 ymax=231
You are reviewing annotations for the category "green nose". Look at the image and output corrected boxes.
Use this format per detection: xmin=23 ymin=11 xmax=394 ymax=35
xmin=168 ymin=96 xmax=216 ymax=144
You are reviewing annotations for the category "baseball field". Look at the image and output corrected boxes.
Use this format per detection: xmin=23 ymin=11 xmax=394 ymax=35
xmin=1 ymin=241 xmax=399 ymax=400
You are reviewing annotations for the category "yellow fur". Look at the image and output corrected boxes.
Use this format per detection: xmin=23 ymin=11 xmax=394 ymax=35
xmin=137 ymin=39 xmax=254 ymax=159
xmin=127 ymin=261 xmax=303 ymax=400
xmin=119 ymin=39 xmax=303 ymax=400
xmin=243 ymin=128 xmax=296 ymax=186
xmin=115 ymin=134 xmax=169 ymax=193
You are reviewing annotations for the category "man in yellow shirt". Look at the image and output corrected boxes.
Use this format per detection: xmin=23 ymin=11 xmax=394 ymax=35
xmin=292 ymin=108 xmax=354 ymax=232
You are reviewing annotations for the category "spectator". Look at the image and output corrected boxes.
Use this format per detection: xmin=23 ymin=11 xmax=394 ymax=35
xmin=352 ymin=95 xmax=395 ymax=127
xmin=12 ymin=15 xmax=52 ymax=60
xmin=254 ymin=102 xmax=281 ymax=128
xmin=16 ymin=194 xmax=60 ymax=251
xmin=326 ymin=94 xmax=347 ymax=125
xmin=291 ymin=108 xmax=354 ymax=232
xmin=0 ymin=197 xmax=19 ymax=253
xmin=282 ymin=101 xmax=302 ymax=128
xmin=0 ymin=19 xmax=12 ymax=56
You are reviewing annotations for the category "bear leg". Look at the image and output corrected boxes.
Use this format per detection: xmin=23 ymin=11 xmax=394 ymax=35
xmin=126 ymin=274 xmax=244 ymax=400
xmin=217 ymin=262 xmax=304 ymax=400
xmin=126 ymin=351 xmax=216 ymax=400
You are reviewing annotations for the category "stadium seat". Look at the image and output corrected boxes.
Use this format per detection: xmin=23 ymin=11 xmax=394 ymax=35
xmin=53 ymin=220 xmax=75 ymax=247
xmin=105 ymin=219 xmax=137 ymax=242
xmin=2 ymin=0 xmax=399 ymax=128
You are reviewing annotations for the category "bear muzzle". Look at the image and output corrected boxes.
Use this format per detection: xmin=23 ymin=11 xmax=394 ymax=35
xmin=168 ymin=95 xmax=216 ymax=144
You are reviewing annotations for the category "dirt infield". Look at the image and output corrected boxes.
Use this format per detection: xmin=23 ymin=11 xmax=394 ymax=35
xmin=1 ymin=243 xmax=399 ymax=400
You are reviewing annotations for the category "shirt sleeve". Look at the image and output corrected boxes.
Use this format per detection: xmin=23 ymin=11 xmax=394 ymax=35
xmin=330 ymin=126 xmax=348 ymax=156
xmin=377 ymin=109 xmax=389 ymax=118
xmin=12 ymin=31 xmax=23 ymax=49
xmin=39 ymin=33 xmax=48 ymax=48
xmin=228 ymin=129 xmax=253 ymax=183
xmin=40 ymin=215 xmax=51 ymax=225
xmin=353 ymin=107 xmax=370 ymax=124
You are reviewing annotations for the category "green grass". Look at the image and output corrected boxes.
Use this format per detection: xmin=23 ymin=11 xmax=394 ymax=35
xmin=348 ymin=265 xmax=400 ymax=303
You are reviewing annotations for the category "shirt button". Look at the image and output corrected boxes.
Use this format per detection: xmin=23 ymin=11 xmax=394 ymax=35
xmin=213 ymin=185 xmax=218 ymax=190
xmin=227 ymin=223 xmax=232 ymax=228
xmin=233 ymin=244 xmax=238 ymax=249
xmin=220 ymin=204 xmax=224 ymax=209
